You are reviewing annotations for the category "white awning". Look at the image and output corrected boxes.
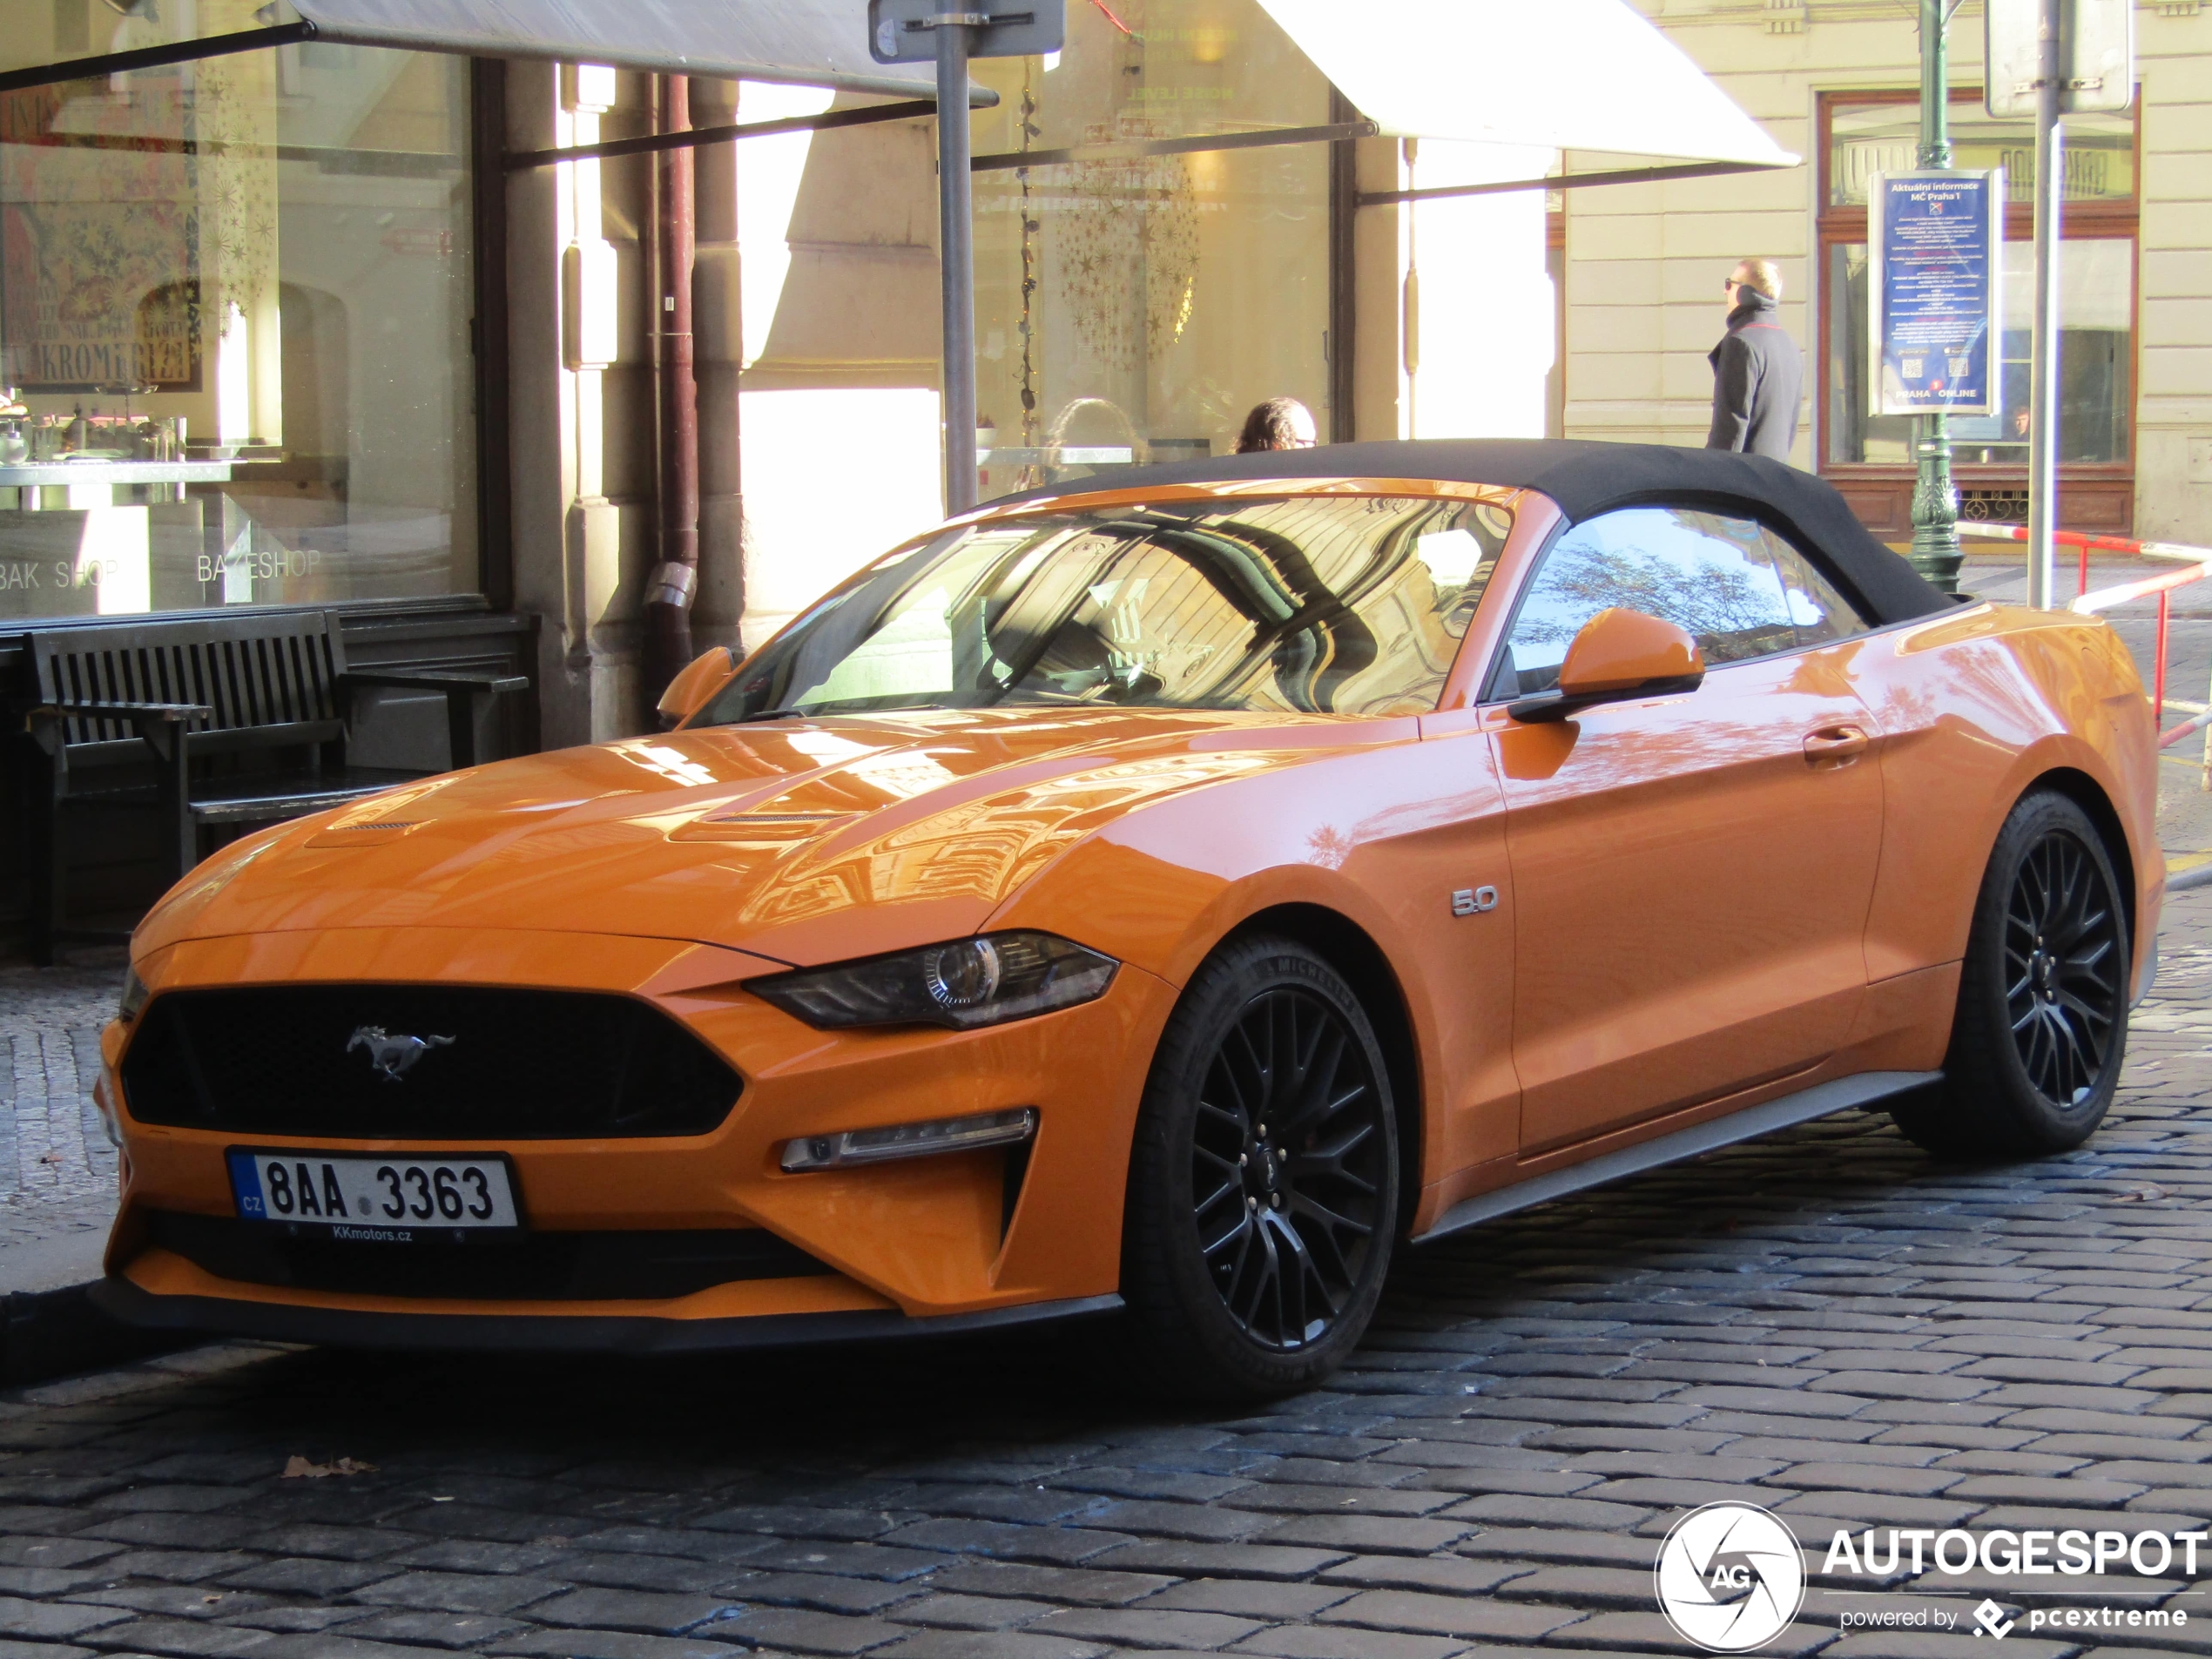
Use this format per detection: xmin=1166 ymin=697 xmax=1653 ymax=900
xmin=1257 ymin=0 xmax=1796 ymax=168
xmin=286 ymin=0 xmax=941 ymax=99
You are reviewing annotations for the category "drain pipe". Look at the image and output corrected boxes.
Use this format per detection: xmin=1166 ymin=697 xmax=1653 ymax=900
xmin=644 ymin=72 xmax=698 ymax=706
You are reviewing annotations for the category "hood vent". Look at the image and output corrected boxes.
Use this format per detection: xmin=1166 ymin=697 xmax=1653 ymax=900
xmin=305 ymin=819 xmax=423 ymax=847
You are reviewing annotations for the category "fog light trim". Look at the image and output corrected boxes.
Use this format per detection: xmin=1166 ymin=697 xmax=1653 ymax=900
xmin=780 ymin=1107 xmax=1037 ymax=1173
xmin=91 ymin=1076 xmax=123 ymax=1149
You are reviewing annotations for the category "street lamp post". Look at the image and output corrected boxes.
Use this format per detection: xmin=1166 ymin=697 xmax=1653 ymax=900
xmin=1909 ymin=0 xmax=1963 ymax=593
xmin=935 ymin=16 xmax=978 ymax=518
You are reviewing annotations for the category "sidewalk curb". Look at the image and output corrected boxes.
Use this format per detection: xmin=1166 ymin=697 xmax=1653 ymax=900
xmin=0 ymin=1279 xmax=190 ymax=1386
xmin=2171 ymin=863 xmax=2212 ymax=894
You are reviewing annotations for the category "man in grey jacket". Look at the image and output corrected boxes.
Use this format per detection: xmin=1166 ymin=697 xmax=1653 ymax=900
xmin=1706 ymin=259 xmax=1803 ymax=462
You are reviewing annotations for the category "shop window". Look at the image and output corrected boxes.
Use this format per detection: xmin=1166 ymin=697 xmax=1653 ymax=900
xmin=1816 ymin=91 xmax=2137 ymax=535
xmin=1826 ymin=239 xmax=2134 ymax=467
xmin=965 ymin=0 xmax=1335 ymax=499
xmin=0 ymin=36 xmax=475 ymax=619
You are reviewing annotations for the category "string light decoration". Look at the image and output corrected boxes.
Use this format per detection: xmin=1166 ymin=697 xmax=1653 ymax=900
xmin=1017 ymin=57 xmax=1041 ymax=489
xmin=1059 ymin=114 xmax=1199 ymax=373
xmin=192 ymin=59 xmax=277 ymax=320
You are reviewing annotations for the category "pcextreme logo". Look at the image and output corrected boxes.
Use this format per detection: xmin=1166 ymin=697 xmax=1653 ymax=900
xmin=1655 ymin=1502 xmax=1808 ymax=1653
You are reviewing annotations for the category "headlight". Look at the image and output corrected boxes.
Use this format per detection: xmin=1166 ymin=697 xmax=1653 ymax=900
xmin=118 ymin=966 xmax=150 ymax=1025
xmin=747 ymin=932 xmax=1118 ymax=1030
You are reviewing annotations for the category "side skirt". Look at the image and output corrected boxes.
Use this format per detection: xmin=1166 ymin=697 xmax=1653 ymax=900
xmin=1412 ymin=1069 xmax=1944 ymax=1245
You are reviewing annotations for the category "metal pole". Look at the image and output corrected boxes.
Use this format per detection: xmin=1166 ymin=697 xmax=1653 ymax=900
xmin=644 ymin=73 xmax=698 ymax=707
xmin=2026 ymin=0 xmax=2065 ymax=610
xmin=1908 ymin=0 xmax=1961 ymax=593
xmin=936 ymin=19 xmax=978 ymax=517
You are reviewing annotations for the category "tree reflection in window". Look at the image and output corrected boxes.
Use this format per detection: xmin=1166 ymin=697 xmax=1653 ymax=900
xmin=1499 ymin=508 xmax=1869 ymax=698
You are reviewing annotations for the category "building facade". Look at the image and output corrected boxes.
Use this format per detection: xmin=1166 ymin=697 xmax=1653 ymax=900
xmin=1571 ymin=0 xmax=2210 ymax=545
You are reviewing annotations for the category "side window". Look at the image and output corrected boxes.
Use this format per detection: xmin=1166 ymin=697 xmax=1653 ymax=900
xmin=1489 ymin=507 xmax=1866 ymax=698
xmin=1765 ymin=532 xmax=1870 ymax=649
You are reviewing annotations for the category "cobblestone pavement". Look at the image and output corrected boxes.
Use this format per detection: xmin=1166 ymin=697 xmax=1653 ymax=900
xmin=0 ymin=900 xmax=2209 ymax=1656
xmin=0 ymin=954 xmax=122 ymax=1262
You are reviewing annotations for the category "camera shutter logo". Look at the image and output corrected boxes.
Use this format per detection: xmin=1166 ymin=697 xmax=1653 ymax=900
xmin=1654 ymin=1502 xmax=1806 ymax=1652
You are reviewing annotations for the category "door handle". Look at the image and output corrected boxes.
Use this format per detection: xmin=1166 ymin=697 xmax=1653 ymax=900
xmin=1803 ymin=724 xmax=1871 ymax=762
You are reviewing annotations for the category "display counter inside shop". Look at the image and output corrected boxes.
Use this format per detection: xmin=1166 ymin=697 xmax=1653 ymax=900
xmin=0 ymin=458 xmax=256 ymax=618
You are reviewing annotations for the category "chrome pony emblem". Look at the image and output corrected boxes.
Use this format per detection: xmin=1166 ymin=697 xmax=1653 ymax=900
xmin=347 ymin=1025 xmax=455 ymax=1082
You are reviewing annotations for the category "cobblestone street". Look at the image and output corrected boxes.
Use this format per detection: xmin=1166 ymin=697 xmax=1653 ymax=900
xmin=0 ymin=955 xmax=123 ymax=1274
xmin=2 ymin=889 xmax=2211 ymax=1657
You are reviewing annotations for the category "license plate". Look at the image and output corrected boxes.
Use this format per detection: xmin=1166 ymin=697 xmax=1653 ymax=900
xmin=227 ymin=1150 xmax=521 ymax=1238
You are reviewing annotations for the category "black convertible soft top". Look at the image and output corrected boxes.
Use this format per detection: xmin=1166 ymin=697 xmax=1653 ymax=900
xmin=1008 ymin=438 xmax=1951 ymax=627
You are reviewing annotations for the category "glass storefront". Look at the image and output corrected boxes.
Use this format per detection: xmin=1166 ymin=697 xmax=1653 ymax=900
xmin=0 ymin=3 xmax=475 ymax=620
xmin=967 ymin=0 xmax=1335 ymax=500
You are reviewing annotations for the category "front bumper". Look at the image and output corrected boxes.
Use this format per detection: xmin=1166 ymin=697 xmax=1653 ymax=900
xmin=104 ymin=926 xmax=1177 ymax=1337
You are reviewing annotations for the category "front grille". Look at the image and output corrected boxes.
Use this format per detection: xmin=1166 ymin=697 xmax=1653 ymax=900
xmin=122 ymin=986 xmax=742 ymax=1139
xmin=149 ymin=1211 xmax=828 ymax=1301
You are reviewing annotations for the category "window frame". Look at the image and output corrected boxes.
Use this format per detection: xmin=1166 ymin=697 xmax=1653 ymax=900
xmin=1814 ymin=88 xmax=2141 ymax=536
xmin=1475 ymin=502 xmax=1878 ymax=705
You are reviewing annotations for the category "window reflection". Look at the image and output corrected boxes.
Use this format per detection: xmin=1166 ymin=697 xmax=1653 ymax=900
xmin=1494 ymin=508 xmax=1869 ymax=698
xmin=968 ymin=0 xmax=1334 ymax=498
xmin=706 ymin=493 xmax=1520 ymax=723
xmin=1826 ymin=100 xmax=2134 ymax=209
xmin=1827 ymin=239 xmax=2134 ymax=467
xmin=0 ymin=40 xmax=474 ymax=619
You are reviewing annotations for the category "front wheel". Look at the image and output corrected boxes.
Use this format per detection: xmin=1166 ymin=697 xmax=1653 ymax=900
xmin=1894 ymin=791 xmax=2130 ymax=1156
xmin=1121 ymin=936 xmax=1399 ymax=1398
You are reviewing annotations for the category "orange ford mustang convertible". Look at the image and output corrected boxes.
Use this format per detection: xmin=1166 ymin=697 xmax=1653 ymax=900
xmin=93 ymin=440 xmax=2158 ymax=1395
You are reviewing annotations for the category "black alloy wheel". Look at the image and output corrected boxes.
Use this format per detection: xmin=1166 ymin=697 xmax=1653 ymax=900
xmin=1894 ymin=790 xmax=2130 ymax=1156
xmin=1190 ymin=987 xmax=1390 ymax=1350
xmin=2003 ymin=825 xmax=2125 ymax=1106
xmin=1122 ymin=935 xmax=1399 ymax=1397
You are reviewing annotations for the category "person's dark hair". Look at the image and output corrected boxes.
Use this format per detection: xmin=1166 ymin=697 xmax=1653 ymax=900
xmin=1234 ymin=396 xmax=1315 ymax=454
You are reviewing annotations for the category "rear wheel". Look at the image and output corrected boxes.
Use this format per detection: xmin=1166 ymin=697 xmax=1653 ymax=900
xmin=1894 ymin=791 xmax=2129 ymax=1156
xmin=1121 ymin=936 xmax=1399 ymax=1398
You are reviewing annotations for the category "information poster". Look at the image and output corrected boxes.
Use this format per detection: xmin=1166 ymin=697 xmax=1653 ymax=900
xmin=1868 ymin=169 xmax=2003 ymax=417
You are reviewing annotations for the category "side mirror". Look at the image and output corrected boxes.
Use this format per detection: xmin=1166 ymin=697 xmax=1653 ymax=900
xmin=656 ymin=646 xmax=737 ymax=729
xmin=1509 ymin=608 xmax=1704 ymax=724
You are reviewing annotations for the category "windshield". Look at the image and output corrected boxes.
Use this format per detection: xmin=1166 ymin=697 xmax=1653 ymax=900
xmin=698 ymin=492 xmax=1518 ymax=725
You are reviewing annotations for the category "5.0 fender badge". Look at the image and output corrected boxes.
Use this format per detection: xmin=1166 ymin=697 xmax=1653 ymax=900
xmin=347 ymin=1025 xmax=455 ymax=1082
xmin=1451 ymin=886 xmax=1501 ymax=917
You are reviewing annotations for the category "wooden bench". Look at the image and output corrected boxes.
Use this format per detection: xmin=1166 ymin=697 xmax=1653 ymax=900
xmin=15 ymin=609 xmax=527 ymax=963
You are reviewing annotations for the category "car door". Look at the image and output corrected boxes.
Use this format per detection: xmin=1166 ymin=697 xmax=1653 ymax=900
xmin=1487 ymin=505 xmax=1885 ymax=1156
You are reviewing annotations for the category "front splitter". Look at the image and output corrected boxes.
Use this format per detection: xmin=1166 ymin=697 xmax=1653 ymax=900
xmin=90 ymin=1277 xmax=1124 ymax=1356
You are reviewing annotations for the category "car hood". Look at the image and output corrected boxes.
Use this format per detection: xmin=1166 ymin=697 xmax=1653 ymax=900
xmin=138 ymin=706 xmax=1399 ymax=966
